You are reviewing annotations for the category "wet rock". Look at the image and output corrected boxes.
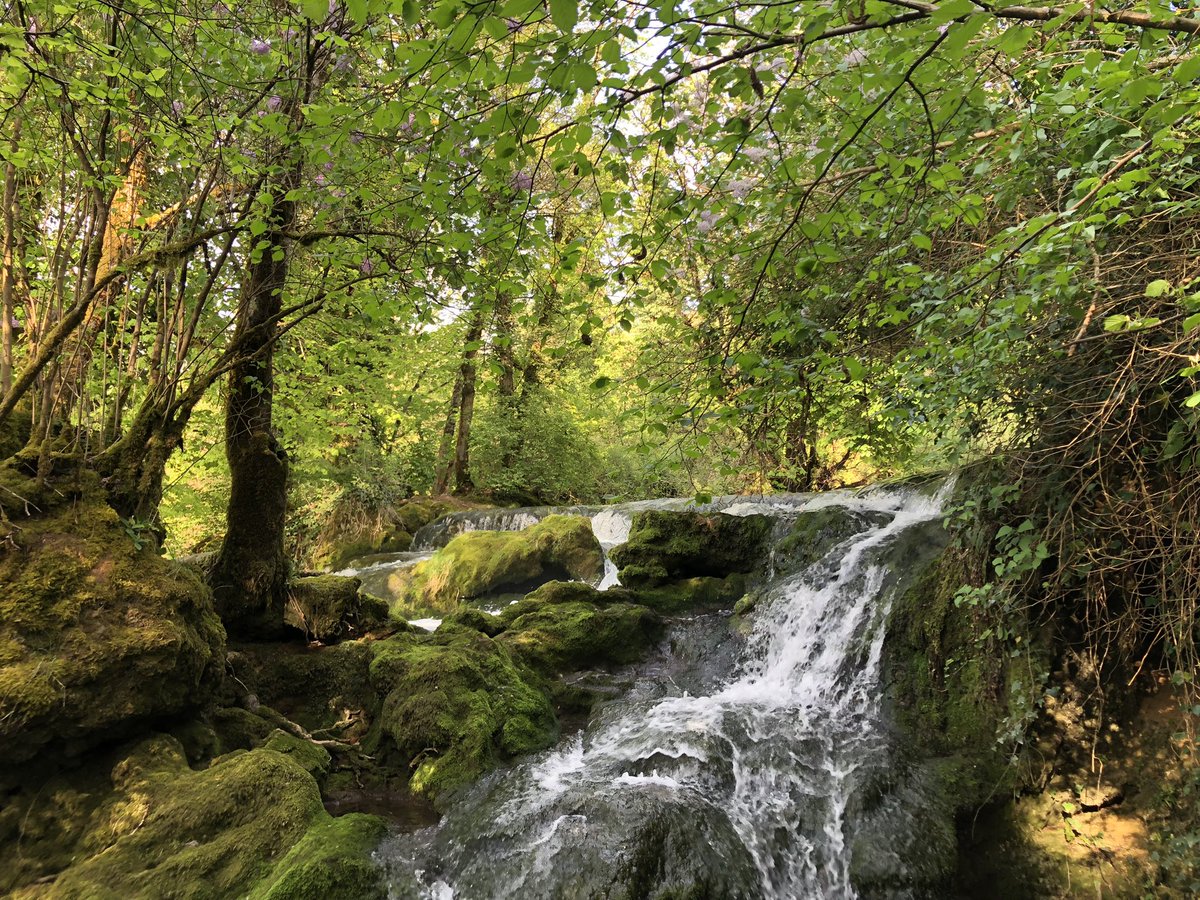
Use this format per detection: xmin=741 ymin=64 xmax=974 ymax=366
xmin=633 ymin=574 xmax=747 ymax=614
xmin=611 ymin=510 xmax=771 ymax=587
xmin=772 ymin=504 xmax=892 ymax=576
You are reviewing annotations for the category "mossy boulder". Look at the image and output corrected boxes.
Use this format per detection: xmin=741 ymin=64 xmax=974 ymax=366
xmin=368 ymin=624 xmax=558 ymax=799
xmin=611 ymin=511 xmax=771 ymax=587
xmin=261 ymin=729 xmax=332 ymax=779
xmin=633 ymin=574 xmax=747 ymax=614
xmin=499 ymin=598 xmax=663 ymax=674
xmin=0 ymin=734 xmax=385 ymax=899
xmin=393 ymin=514 xmax=604 ymax=616
xmin=0 ymin=466 xmax=226 ymax=770
xmin=283 ymin=575 xmax=389 ymax=642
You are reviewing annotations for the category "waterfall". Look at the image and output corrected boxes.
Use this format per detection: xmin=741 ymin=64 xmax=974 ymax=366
xmin=379 ymin=484 xmax=949 ymax=899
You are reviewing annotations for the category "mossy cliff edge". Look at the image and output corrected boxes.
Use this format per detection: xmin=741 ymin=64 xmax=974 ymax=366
xmin=875 ymin=502 xmax=1199 ymax=899
xmin=0 ymin=463 xmax=225 ymax=770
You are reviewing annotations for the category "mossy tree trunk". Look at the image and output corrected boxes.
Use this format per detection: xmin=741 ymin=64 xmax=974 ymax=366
xmin=206 ymin=203 xmax=295 ymax=635
xmin=207 ymin=49 xmax=327 ymax=636
xmin=1 ymin=124 xmax=18 ymax=399
xmin=434 ymin=305 xmax=484 ymax=495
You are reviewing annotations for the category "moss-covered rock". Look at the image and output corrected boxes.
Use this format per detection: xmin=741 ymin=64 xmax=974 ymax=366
xmin=261 ymin=729 xmax=332 ymax=779
xmin=881 ymin=548 xmax=1017 ymax=808
xmin=443 ymin=605 xmax=506 ymax=636
xmin=0 ymin=465 xmax=225 ymax=770
xmin=633 ymin=575 xmax=747 ymax=614
xmin=499 ymin=599 xmax=663 ymax=674
xmin=393 ymin=515 xmax=604 ymax=616
xmin=611 ymin=511 xmax=771 ymax=588
xmin=283 ymin=575 xmax=389 ymax=642
xmin=0 ymin=734 xmax=384 ymax=899
xmin=368 ymin=625 xmax=557 ymax=800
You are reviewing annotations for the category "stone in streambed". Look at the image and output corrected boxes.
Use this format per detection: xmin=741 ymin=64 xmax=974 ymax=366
xmin=283 ymin=574 xmax=389 ymax=642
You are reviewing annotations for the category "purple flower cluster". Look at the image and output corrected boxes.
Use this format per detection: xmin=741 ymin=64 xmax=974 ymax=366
xmin=249 ymin=38 xmax=270 ymax=56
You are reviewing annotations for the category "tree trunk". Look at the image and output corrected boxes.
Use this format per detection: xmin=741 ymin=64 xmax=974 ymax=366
xmin=493 ymin=289 xmax=515 ymax=399
xmin=206 ymin=39 xmax=331 ymax=637
xmin=206 ymin=201 xmax=295 ymax=636
xmin=1 ymin=141 xmax=16 ymax=398
xmin=432 ymin=375 xmax=462 ymax=495
xmin=451 ymin=309 xmax=485 ymax=494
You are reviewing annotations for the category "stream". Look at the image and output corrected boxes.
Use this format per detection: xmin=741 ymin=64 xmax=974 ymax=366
xmin=341 ymin=485 xmax=950 ymax=898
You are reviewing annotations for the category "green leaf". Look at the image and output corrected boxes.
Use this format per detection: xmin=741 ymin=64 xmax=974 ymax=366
xmin=401 ymin=0 xmax=419 ymax=23
xmin=931 ymin=0 xmax=976 ymax=25
xmin=1183 ymin=312 xmax=1200 ymax=334
xmin=1186 ymin=391 xmax=1200 ymax=409
xmin=1145 ymin=279 xmax=1172 ymax=297
xmin=549 ymin=0 xmax=578 ymax=33
xmin=1172 ymin=54 xmax=1200 ymax=84
xmin=301 ymin=0 xmax=327 ymax=22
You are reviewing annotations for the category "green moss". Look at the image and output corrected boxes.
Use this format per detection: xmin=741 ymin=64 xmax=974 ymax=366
xmin=284 ymin=575 xmax=388 ymax=642
xmin=261 ymin=729 xmax=332 ymax=779
xmin=368 ymin=625 xmax=557 ymax=799
xmin=395 ymin=515 xmax=604 ymax=616
xmin=1 ymin=735 xmax=384 ymax=899
xmin=633 ymin=575 xmax=746 ymax=614
xmin=499 ymin=599 xmax=663 ymax=674
xmin=0 ymin=465 xmax=226 ymax=771
xmin=444 ymin=605 xmax=506 ymax=636
xmin=882 ymin=548 xmax=1019 ymax=811
xmin=0 ymin=402 xmax=31 ymax=460
xmin=247 ymin=813 xmax=387 ymax=900
xmin=611 ymin=511 xmax=771 ymax=587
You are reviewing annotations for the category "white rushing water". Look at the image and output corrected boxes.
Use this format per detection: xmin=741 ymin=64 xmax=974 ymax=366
xmin=380 ymin=483 xmax=950 ymax=899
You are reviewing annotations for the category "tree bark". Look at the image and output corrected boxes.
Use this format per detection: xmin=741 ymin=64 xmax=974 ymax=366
xmin=1 ymin=123 xmax=21 ymax=400
xmin=206 ymin=195 xmax=296 ymax=636
xmin=451 ymin=309 xmax=485 ymax=494
xmin=206 ymin=36 xmax=331 ymax=637
xmin=432 ymin=374 xmax=462 ymax=496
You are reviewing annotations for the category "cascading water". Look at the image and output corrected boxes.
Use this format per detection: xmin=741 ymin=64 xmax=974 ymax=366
xmin=378 ymin=484 xmax=951 ymax=899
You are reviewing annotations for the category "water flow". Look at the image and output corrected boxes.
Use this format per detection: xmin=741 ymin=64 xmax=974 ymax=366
xmin=382 ymin=486 xmax=947 ymax=899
